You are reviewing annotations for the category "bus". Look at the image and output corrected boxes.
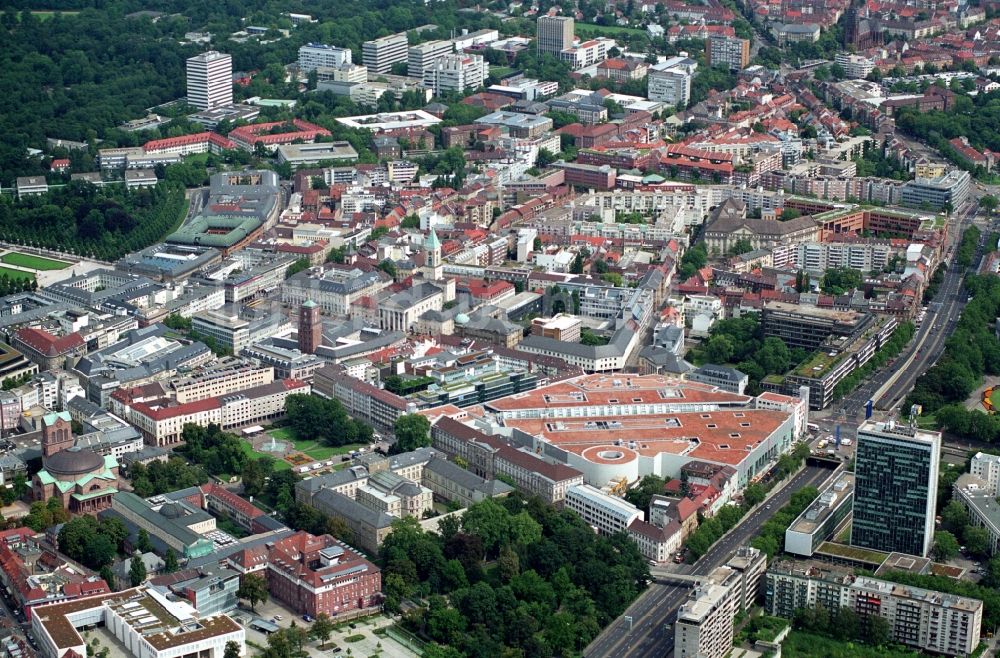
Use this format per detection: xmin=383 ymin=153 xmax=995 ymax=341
xmin=807 ymin=423 xmax=820 ymax=433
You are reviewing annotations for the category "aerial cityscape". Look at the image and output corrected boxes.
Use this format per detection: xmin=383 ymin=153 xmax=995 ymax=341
xmin=3 ymin=0 xmax=1000 ymax=656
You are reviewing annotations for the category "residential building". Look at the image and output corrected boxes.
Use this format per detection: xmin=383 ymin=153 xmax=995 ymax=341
xmin=675 ymin=547 xmax=766 ymax=658
xmin=362 ymin=33 xmax=408 ymax=74
xmin=648 ymin=56 xmax=697 ymax=107
xmin=298 ymin=43 xmax=352 ymax=72
xmin=537 ymin=16 xmax=574 ymax=56
xmin=851 ymin=421 xmax=940 ymax=557
xmin=31 ymin=587 xmax=245 ymax=658
xmin=186 ymin=51 xmax=233 ymax=110
xmin=423 ymin=53 xmax=488 ymax=95
xmin=312 ymin=365 xmax=410 ymax=431
xmin=705 ymin=35 xmax=750 ymax=72
xmin=834 ymin=53 xmax=875 ymax=79
xmin=970 ymin=452 xmax=1000 ymax=495
xmin=408 ymin=40 xmax=453 ymax=78
xmin=784 ymin=472 xmax=854 ymax=556
xmin=16 ymin=177 xmax=48 ymax=197
xmin=765 ymin=560 xmax=982 ymax=657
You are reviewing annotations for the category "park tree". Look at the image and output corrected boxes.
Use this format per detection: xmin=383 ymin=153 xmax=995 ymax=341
xmin=237 ymin=573 xmax=269 ymax=611
xmin=933 ymin=531 xmax=960 ymax=560
xmin=393 ymin=414 xmax=431 ymax=453
xmin=308 ymin=614 xmax=335 ymax=648
xmin=224 ymin=641 xmax=241 ymax=658
xmin=129 ymin=554 xmax=148 ymax=587
xmin=164 ymin=548 xmax=179 ymax=573
xmin=136 ymin=529 xmax=153 ymax=554
xmin=981 ymin=195 xmax=998 ymax=213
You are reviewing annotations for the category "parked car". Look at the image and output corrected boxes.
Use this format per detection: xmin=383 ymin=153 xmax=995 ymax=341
xmin=302 ymin=614 xmax=314 ymax=623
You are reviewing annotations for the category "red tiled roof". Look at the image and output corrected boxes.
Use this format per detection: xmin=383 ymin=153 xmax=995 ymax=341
xmin=15 ymin=327 xmax=84 ymax=357
xmin=144 ymin=132 xmax=235 ymax=153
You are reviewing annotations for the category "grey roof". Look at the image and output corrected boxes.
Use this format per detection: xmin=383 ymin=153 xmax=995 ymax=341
xmin=519 ymin=325 xmax=636 ymax=360
xmin=186 ymin=527 xmax=296 ymax=569
xmin=284 ymin=268 xmax=386 ymax=295
xmin=424 ymin=457 xmax=513 ymax=497
xmin=112 ymin=492 xmax=204 ymax=548
xmin=312 ymin=489 xmax=395 ymax=529
xmin=693 ymin=363 xmax=747 ymax=383
xmin=382 ymin=282 xmax=443 ymax=311
xmin=639 ymin=345 xmax=693 ymax=374
xmin=120 ymin=446 xmax=169 ymax=466
xmin=296 ymin=465 xmax=369 ymax=497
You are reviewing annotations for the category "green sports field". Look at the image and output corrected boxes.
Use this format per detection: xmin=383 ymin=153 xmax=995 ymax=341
xmin=0 ymin=252 xmax=71 ymax=270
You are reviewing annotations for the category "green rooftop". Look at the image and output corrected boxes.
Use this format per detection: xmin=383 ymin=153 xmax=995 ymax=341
xmin=816 ymin=541 xmax=889 ymax=565
xmin=793 ymin=350 xmax=845 ymax=378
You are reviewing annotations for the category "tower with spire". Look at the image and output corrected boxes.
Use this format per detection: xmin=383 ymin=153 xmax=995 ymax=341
xmin=298 ymin=299 xmax=322 ymax=354
xmin=423 ymin=228 xmax=443 ymax=280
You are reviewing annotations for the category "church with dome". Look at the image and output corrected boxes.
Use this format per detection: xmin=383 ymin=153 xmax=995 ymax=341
xmin=31 ymin=412 xmax=119 ymax=515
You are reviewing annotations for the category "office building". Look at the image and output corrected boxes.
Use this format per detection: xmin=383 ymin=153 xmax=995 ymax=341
xmin=900 ymin=170 xmax=971 ymax=211
xmin=705 ymin=35 xmax=750 ymax=71
xmin=761 ymin=301 xmax=870 ymax=351
xmin=565 ymin=484 xmax=641 ymax=535
xmin=423 ymin=53 xmax=489 ymax=95
xmin=851 ymin=421 xmax=940 ymax=557
xmin=784 ymin=472 xmax=854 ymax=556
xmin=362 ymin=33 xmax=408 ymax=74
xmin=186 ymin=51 xmax=233 ymax=110
xmin=647 ymin=56 xmax=697 ymax=107
xmin=32 ymin=587 xmax=245 ymax=658
xmin=833 ymin=53 xmax=875 ymax=79
xmin=298 ymin=43 xmax=352 ymax=72
xmin=537 ymin=16 xmax=574 ymax=55
xmin=970 ymin=452 xmax=1000 ymax=495
xmin=675 ymin=547 xmax=766 ymax=658
xmin=766 ymin=560 xmax=982 ymax=657
xmin=408 ymin=40 xmax=453 ymax=78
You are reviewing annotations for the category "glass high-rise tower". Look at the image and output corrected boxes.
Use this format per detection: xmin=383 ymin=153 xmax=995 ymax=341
xmin=851 ymin=420 xmax=940 ymax=557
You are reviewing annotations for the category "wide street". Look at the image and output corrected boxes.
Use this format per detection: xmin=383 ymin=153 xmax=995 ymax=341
xmin=584 ymin=464 xmax=836 ymax=658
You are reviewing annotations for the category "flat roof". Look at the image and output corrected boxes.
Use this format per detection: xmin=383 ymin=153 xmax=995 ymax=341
xmin=787 ymin=472 xmax=854 ymax=535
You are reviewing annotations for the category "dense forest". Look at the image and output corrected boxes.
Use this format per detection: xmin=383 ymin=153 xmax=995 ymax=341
xmin=0 ymin=179 xmax=186 ymax=260
xmin=0 ymin=0 xmax=506 ymax=184
xmin=382 ymin=494 xmax=649 ymax=658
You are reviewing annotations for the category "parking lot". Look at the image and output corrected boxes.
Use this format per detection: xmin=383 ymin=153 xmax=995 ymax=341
xmin=233 ymin=600 xmax=419 ymax=658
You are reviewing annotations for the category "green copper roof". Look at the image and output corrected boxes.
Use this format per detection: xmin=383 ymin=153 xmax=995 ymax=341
xmin=426 ymin=228 xmax=440 ymax=249
xmin=42 ymin=411 xmax=72 ymax=427
xmin=303 ymin=298 xmax=317 ymax=308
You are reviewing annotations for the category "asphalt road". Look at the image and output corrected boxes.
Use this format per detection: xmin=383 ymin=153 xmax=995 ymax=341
xmin=584 ymin=464 xmax=836 ymax=658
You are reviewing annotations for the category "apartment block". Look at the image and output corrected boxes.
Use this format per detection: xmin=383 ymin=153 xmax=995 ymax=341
xmin=648 ymin=56 xmax=697 ymax=107
xmin=676 ymin=547 xmax=766 ymax=658
xmin=766 ymin=560 xmax=981 ymax=657
xmin=705 ymin=35 xmax=750 ymax=71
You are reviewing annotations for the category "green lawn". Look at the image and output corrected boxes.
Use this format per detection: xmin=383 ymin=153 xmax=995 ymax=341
xmin=782 ymin=630 xmax=921 ymax=657
xmin=265 ymin=427 xmax=364 ymax=461
xmin=491 ymin=66 xmax=515 ymax=79
xmin=184 ymin=152 xmax=210 ymax=167
xmin=575 ymin=22 xmax=647 ymax=37
xmin=0 ymin=267 xmax=35 ymax=282
xmin=990 ymin=388 xmax=1000 ymax=410
xmin=0 ymin=252 xmax=71 ymax=270
xmin=238 ymin=441 xmax=291 ymax=471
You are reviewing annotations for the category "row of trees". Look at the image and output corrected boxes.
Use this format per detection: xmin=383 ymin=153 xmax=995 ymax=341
xmin=0 ymin=180 xmax=186 ymax=261
xmin=750 ymin=485 xmax=820 ymax=558
xmin=283 ymin=394 xmax=374 ymax=448
xmin=831 ymin=322 xmax=914 ymax=401
xmin=906 ymin=273 xmax=1000 ymax=420
xmin=383 ymin=494 xmax=649 ymax=658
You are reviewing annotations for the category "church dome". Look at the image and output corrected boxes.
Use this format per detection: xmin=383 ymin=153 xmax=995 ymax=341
xmin=43 ymin=448 xmax=103 ymax=477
